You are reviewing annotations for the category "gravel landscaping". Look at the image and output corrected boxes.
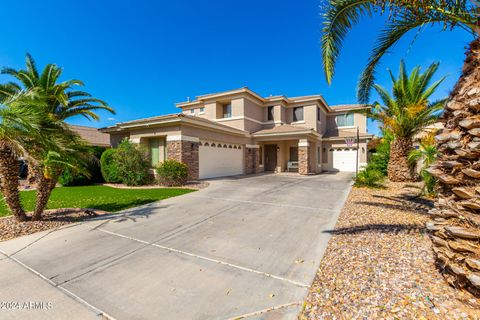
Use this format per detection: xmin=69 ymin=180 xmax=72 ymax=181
xmin=301 ymin=182 xmax=480 ymax=319
xmin=0 ymin=208 xmax=109 ymax=242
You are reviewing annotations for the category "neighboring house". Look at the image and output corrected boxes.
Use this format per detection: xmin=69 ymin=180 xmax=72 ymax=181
xmin=69 ymin=125 xmax=111 ymax=148
xmin=101 ymin=87 xmax=373 ymax=180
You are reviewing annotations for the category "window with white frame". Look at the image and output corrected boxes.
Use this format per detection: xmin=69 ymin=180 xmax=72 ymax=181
xmin=293 ymin=107 xmax=304 ymax=122
xmin=267 ymin=106 xmax=274 ymax=121
xmin=336 ymin=113 xmax=354 ymax=127
xmin=199 ymin=107 xmax=205 ymax=114
xmin=190 ymin=108 xmax=195 ymax=114
xmin=223 ymin=103 xmax=232 ymax=118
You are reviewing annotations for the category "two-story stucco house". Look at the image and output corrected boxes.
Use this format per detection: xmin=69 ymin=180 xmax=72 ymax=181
xmin=101 ymin=87 xmax=373 ymax=180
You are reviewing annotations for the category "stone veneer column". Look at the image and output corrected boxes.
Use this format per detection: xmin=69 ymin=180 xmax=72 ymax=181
xmin=298 ymin=139 xmax=310 ymax=175
xmin=245 ymin=144 xmax=260 ymax=174
xmin=166 ymin=135 xmax=199 ymax=180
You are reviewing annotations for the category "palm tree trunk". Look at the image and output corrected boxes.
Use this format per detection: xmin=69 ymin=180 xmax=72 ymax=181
xmin=428 ymin=38 xmax=480 ymax=297
xmin=0 ymin=144 xmax=27 ymax=221
xmin=32 ymin=168 xmax=57 ymax=221
xmin=387 ymin=137 xmax=415 ymax=182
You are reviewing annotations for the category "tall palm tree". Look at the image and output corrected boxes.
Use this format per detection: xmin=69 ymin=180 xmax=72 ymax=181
xmin=321 ymin=0 xmax=479 ymax=295
xmin=369 ymin=60 xmax=445 ymax=181
xmin=2 ymin=54 xmax=114 ymax=220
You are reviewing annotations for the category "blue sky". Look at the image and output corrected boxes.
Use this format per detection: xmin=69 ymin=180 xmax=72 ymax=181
xmin=0 ymin=0 xmax=475 ymax=135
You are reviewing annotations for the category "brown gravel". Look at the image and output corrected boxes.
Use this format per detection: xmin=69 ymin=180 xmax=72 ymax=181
xmin=301 ymin=182 xmax=480 ymax=320
xmin=0 ymin=208 xmax=109 ymax=242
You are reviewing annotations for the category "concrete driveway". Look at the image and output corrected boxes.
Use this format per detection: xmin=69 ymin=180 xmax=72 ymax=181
xmin=0 ymin=172 xmax=353 ymax=320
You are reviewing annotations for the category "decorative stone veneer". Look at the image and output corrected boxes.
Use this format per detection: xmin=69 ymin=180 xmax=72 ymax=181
xmin=167 ymin=140 xmax=199 ymax=180
xmin=298 ymin=146 xmax=310 ymax=175
xmin=245 ymin=146 xmax=260 ymax=174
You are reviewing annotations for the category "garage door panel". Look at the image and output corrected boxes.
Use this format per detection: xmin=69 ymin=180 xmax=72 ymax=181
xmin=332 ymin=149 xmax=357 ymax=172
xmin=199 ymin=145 xmax=243 ymax=179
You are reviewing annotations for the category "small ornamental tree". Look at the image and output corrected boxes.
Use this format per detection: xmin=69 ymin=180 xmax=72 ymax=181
xmin=156 ymin=160 xmax=189 ymax=186
xmin=113 ymin=139 xmax=151 ymax=186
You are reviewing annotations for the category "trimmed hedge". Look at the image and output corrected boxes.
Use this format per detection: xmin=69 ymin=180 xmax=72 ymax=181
xmin=156 ymin=160 xmax=188 ymax=186
xmin=100 ymin=148 xmax=121 ymax=183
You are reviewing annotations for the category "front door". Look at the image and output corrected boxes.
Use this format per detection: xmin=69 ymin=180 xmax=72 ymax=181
xmin=265 ymin=144 xmax=277 ymax=171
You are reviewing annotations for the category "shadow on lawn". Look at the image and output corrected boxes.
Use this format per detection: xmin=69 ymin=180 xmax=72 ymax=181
xmin=87 ymin=199 xmax=163 ymax=213
xmin=323 ymin=223 xmax=424 ymax=235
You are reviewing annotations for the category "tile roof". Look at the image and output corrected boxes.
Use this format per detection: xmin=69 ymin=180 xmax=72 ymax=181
xmin=252 ymin=125 xmax=317 ymax=136
xmin=69 ymin=125 xmax=110 ymax=147
xmin=330 ymin=104 xmax=370 ymax=112
xmin=323 ymin=129 xmax=373 ymax=139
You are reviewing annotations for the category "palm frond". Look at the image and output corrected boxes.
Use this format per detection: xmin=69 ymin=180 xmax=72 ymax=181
xmin=321 ymin=0 xmax=375 ymax=84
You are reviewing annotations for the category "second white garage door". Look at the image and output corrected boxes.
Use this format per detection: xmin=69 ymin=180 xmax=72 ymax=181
xmin=199 ymin=143 xmax=244 ymax=179
xmin=332 ymin=149 xmax=357 ymax=172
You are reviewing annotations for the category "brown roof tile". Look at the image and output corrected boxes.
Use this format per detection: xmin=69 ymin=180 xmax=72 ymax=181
xmin=69 ymin=125 xmax=110 ymax=147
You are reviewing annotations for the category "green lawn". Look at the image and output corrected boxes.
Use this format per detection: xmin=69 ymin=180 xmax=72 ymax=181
xmin=0 ymin=185 xmax=195 ymax=217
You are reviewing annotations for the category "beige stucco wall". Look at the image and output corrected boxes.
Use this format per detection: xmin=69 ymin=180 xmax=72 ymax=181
xmin=302 ymin=104 xmax=317 ymax=129
xmin=110 ymin=133 xmax=130 ymax=147
xmin=181 ymin=125 xmax=251 ymax=145
xmin=129 ymin=126 xmax=182 ymax=142
xmin=318 ymin=108 xmax=327 ymax=135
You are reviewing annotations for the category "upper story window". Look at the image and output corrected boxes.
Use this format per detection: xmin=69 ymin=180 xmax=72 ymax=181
xmin=223 ymin=103 xmax=232 ymax=118
xmin=293 ymin=107 xmax=304 ymax=122
xmin=190 ymin=108 xmax=195 ymax=114
xmin=267 ymin=106 xmax=274 ymax=121
xmin=199 ymin=107 xmax=205 ymax=114
xmin=317 ymin=107 xmax=321 ymax=122
xmin=336 ymin=113 xmax=354 ymax=127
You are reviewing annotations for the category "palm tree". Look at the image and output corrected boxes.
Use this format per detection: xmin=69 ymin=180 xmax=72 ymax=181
xmin=0 ymin=92 xmax=44 ymax=221
xmin=321 ymin=0 xmax=479 ymax=294
xmin=1 ymin=54 xmax=114 ymax=220
xmin=369 ymin=60 xmax=445 ymax=181
xmin=408 ymin=142 xmax=439 ymax=196
xmin=32 ymin=131 xmax=92 ymax=220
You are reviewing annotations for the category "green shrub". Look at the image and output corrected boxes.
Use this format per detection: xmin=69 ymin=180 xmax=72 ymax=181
xmin=367 ymin=131 xmax=393 ymax=176
xmin=59 ymin=146 xmax=106 ymax=186
xmin=354 ymin=166 xmax=385 ymax=188
xmin=113 ymin=139 xmax=151 ymax=186
xmin=156 ymin=160 xmax=189 ymax=186
xmin=100 ymin=148 xmax=121 ymax=183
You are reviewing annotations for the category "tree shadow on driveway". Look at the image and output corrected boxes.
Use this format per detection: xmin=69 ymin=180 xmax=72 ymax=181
xmin=322 ymin=223 xmax=424 ymax=235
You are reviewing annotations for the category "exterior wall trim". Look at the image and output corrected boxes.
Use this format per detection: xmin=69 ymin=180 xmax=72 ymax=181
xmin=166 ymin=135 xmax=200 ymax=142
xmin=298 ymin=139 xmax=310 ymax=147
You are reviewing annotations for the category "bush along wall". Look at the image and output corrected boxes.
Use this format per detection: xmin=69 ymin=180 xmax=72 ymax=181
xmin=59 ymin=146 xmax=106 ymax=186
xmin=156 ymin=160 xmax=189 ymax=186
xmin=113 ymin=139 xmax=152 ymax=186
xmin=100 ymin=148 xmax=121 ymax=183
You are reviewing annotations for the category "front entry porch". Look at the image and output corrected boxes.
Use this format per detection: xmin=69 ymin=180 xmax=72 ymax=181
xmin=256 ymin=139 xmax=321 ymax=175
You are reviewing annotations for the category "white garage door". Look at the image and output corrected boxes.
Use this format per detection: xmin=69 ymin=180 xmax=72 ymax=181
xmin=332 ymin=149 xmax=357 ymax=172
xmin=199 ymin=143 xmax=244 ymax=179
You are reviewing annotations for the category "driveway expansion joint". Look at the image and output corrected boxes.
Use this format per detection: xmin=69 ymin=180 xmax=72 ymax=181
xmin=0 ymin=250 xmax=117 ymax=320
xmin=85 ymin=225 xmax=310 ymax=288
xmin=186 ymin=194 xmax=338 ymax=211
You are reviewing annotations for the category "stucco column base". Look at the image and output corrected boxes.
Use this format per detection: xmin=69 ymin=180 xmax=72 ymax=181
xmin=167 ymin=140 xmax=199 ymax=180
xmin=245 ymin=145 xmax=260 ymax=174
